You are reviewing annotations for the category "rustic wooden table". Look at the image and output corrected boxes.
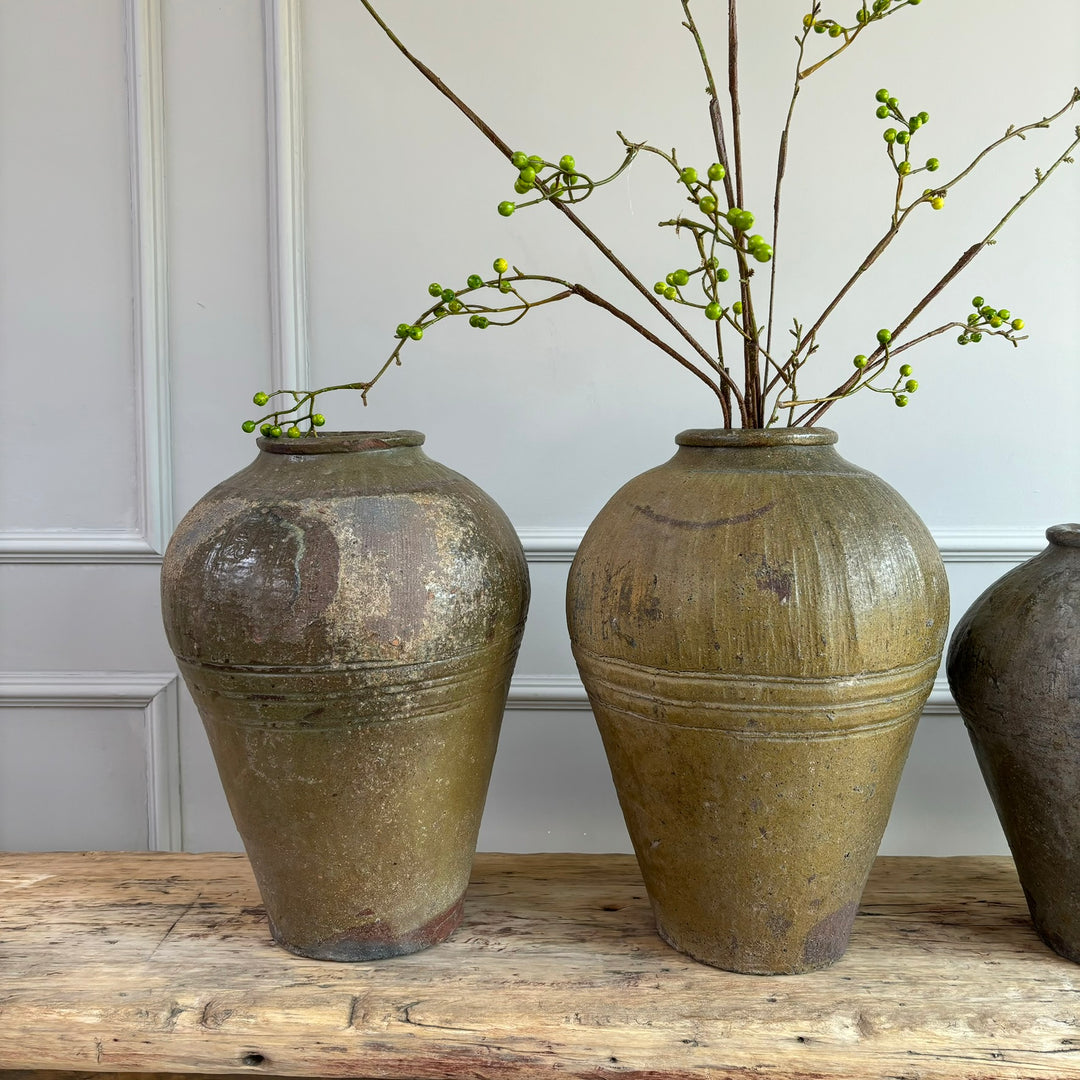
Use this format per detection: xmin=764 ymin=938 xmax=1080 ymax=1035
xmin=1 ymin=852 xmax=1077 ymax=1080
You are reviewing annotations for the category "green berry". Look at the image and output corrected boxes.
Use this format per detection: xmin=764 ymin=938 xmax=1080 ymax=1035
xmin=884 ymin=128 xmax=898 ymax=143
xmin=829 ymin=23 xmax=843 ymax=36
xmin=253 ymin=391 xmax=269 ymax=406
xmin=905 ymin=379 xmax=919 ymax=393
xmin=972 ymin=296 xmax=985 ymax=308
xmin=734 ymin=210 xmax=755 ymax=232
xmin=997 ymin=309 xmax=1011 ymax=320
xmin=497 ymin=201 xmax=515 ymax=217
xmin=527 ymin=155 xmax=544 ymax=171
xmin=493 ymin=257 xmax=508 ymax=274
xmin=260 ymin=423 xmax=273 ymax=437
xmin=663 ymin=286 xmax=678 ymax=300
xmin=989 ymin=317 xmax=1003 ymax=328
xmin=699 ymin=195 xmax=718 ymax=215
xmin=926 ymin=158 xmax=940 ymax=171
xmin=514 ymin=179 xmax=532 ymax=195
xmin=853 ymin=354 xmax=869 ymax=369
xmin=448 ymin=299 xmax=463 ymax=313
xmin=518 ymin=166 xmax=536 ymax=185
xmin=1011 ymin=318 xmax=1025 ymax=331
xmin=908 ymin=116 xmax=922 ymax=130
xmin=287 ymin=426 xmax=301 ymax=438
xmin=895 ymin=131 xmax=910 ymax=145
xmin=877 ymin=328 xmax=892 ymax=344
xmin=967 ymin=314 xmax=980 ymax=325
xmin=899 ymin=364 xmax=913 ymax=377
xmin=665 ymin=273 xmax=675 ymax=286
xmin=803 ymin=14 xmax=815 ymax=29
xmin=499 ymin=280 xmax=512 ymax=293
xmin=898 ymin=161 xmax=911 ymax=175
xmin=707 ymin=162 xmax=726 ymax=182
xmin=510 ymin=151 xmax=528 ymax=169
xmin=428 ymin=283 xmax=442 ymax=297
xmin=894 ymin=395 xmax=909 ymax=407
xmin=269 ymin=425 xmax=282 ymax=438
xmin=439 ymin=288 xmax=454 ymax=303
xmin=726 ymin=206 xmax=742 ymax=224
xmin=705 ymin=302 xmax=723 ymax=321
xmin=930 ymin=196 xmax=944 ymax=210
xmin=887 ymin=97 xmax=899 ymax=109
xmin=408 ymin=325 xmax=423 ymax=341
xmin=467 ymin=274 xmax=484 ymax=289
xmin=876 ymin=105 xmax=890 ymax=119
xmin=971 ymin=332 xmax=983 ymax=343
xmin=434 ymin=306 xmax=448 ymax=317
xmin=918 ymin=111 xmax=929 ymax=124
xmin=856 ymin=8 xmax=870 ymax=22
xmin=752 ymin=245 xmax=773 ymax=263
xmin=242 ymin=420 xmax=257 ymax=433
xmin=654 ymin=281 xmax=667 ymax=294
xmin=672 ymin=269 xmax=690 ymax=287
xmin=312 ymin=413 xmax=325 ymax=426
xmin=468 ymin=314 xmax=490 ymax=329
xmin=875 ymin=88 xmax=890 ymax=103
xmin=814 ymin=20 xmax=827 ymax=32
xmin=732 ymin=300 xmax=743 ymax=315
xmin=717 ymin=267 xmax=730 ymax=282
xmin=980 ymin=305 xmax=995 ymax=317
xmin=957 ymin=335 xmax=969 ymax=345
xmin=396 ymin=323 xmax=410 ymax=338
xmin=559 ymin=154 xmax=575 ymax=173
xmin=680 ymin=166 xmax=698 ymax=185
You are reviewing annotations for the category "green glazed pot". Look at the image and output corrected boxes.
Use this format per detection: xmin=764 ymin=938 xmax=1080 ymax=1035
xmin=161 ymin=431 xmax=529 ymax=960
xmin=567 ymin=428 xmax=948 ymax=974
xmin=947 ymin=523 xmax=1080 ymax=963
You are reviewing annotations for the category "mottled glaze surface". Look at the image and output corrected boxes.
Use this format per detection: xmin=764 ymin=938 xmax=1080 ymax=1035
xmin=947 ymin=523 xmax=1080 ymax=963
xmin=161 ymin=432 xmax=529 ymax=960
xmin=567 ymin=428 xmax=948 ymax=974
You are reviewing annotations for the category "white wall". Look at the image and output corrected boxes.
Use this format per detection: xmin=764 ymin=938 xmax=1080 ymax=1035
xmin=1 ymin=0 xmax=1077 ymax=856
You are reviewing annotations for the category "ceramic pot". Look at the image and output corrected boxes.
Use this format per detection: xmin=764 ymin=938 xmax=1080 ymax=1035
xmin=566 ymin=428 xmax=948 ymax=974
xmin=161 ymin=431 xmax=529 ymax=960
xmin=947 ymin=523 xmax=1080 ymax=963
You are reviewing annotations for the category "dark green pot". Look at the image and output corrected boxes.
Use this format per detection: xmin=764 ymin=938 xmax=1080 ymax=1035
xmin=567 ymin=428 xmax=948 ymax=974
xmin=161 ymin=431 xmax=529 ymax=960
xmin=947 ymin=523 xmax=1080 ymax=963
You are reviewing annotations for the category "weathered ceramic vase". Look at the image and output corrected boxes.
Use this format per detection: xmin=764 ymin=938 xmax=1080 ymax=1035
xmin=947 ymin=523 xmax=1080 ymax=963
xmin=161 ymin=431 xmax=529 ymax=960
xmin=567 ymin=428 xmax=948 ymax=974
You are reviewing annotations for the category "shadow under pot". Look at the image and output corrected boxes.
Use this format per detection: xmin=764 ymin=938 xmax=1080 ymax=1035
xmin=567 ymin=427 xmax=949 ymax=974
xmin=161 ymin=431 xmax=529 ymax=960
xmin=947 ymin=523 xmax=1080 ymax=963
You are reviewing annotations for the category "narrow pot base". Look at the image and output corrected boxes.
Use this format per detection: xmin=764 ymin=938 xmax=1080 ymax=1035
xmin=268 ymin=895 xmax=465 ymax=962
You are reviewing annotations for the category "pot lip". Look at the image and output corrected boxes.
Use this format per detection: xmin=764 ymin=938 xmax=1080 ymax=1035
xmin=1047 ymin=523 xmax=1080 ymax=549
xmin=676 ymin=427 xmax=838 ymax=447
xmin=256 ymin=430 xmax=425 ymax=454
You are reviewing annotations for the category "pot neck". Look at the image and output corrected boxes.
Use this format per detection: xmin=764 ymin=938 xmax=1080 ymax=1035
xmin=256 ymin=430 xmax=425 ymax=455
xmin=1047 ymin=523 xmax=1080 ymax=550
xmin=675 ymin=428 xmax=838 ymax=448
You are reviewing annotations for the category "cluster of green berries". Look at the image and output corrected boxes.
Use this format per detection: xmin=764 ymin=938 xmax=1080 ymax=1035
xmin=242 ymin=390 xmax=326 ymax=437
xmin=957 ymin=296 xmax=1024 ymax=345
xmin=395 ymin=258 xmax=515 ymax=343
xmin=498 ymin=150 xmax=579 ymax=217
xmin=875 ymin=88 xmax=940 ymax=190
xmin=679 ymin=162 xmax=773 ymax=263
xmin=804 ymin=0 xmax=920 ymax=36
xmin=851 ymin=346 xmax=919 ymax=407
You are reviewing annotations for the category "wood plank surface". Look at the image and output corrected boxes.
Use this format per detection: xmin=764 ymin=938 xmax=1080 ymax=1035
xmin=1 ymin=853 xmax=1078 ymax=1080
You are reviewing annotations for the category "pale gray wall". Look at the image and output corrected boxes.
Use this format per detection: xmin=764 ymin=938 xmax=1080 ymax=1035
xmin=2 ymin=0 xmax=1078 ymax=855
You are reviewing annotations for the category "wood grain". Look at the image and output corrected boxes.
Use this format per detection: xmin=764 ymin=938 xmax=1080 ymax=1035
xmin=1 ymin=853 xmax=1078 ymax=1079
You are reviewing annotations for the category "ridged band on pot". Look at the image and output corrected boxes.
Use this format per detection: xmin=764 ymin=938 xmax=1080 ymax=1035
xmin=161 ymin=431 xmax=529 ymax=960
xmin=567 ymin=428 xmax=948 ymax=974
xmin=947 ymin=523 xmax=1080 ymax=963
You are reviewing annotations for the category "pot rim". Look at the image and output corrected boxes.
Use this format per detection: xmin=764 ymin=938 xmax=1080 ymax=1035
xmin=676 ymin=427 xmax=837 ymax=447
xmin=1047 ymin=523 xmax=1080 ymax=549
xmin=256 ymin=430 xmax=425 ymax=454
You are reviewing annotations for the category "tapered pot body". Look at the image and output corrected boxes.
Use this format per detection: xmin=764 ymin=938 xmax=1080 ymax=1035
xmin=947 ymin=523 xmax=1080 ymax=962
xmin=161 ymin=432 xmax=529 ymax=960
xmin=567 ymin=429 xmax=948 ymax=974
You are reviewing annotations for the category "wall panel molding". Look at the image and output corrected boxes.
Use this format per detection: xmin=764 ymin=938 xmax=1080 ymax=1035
xmin=0 ymin=671 xmax=182 ymax=850
xmin=0 ymin=1 xmax=171 ymax=566
xmin=264 ymin=0 xmax=310 ymax=393
xmin=517 ymin=526 xmax=1045 ymax=565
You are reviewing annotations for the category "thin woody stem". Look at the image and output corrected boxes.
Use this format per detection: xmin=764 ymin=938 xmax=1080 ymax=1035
xmin=358 ymin=0 xmax=725 ymax=401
